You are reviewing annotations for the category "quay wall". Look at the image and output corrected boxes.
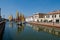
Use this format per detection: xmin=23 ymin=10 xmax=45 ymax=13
xmin=0 ymin=21 xmax=5 ymax=40
xmin=28 ymin=22 xmax=60 ymax=28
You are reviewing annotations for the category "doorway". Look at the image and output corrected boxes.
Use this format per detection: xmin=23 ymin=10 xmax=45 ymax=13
xmin=56 ymin=19 xmax=59 ymax=23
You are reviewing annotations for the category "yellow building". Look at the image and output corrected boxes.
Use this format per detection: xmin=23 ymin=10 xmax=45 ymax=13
xmin=16 ymin=10 xmax=19 ymax=19
xmin=8 ymin=15 xmax=13 ymax=21
xmin=15 ymin=10 xmax=25 ymax=22
xmin=19 ymin=13 xmax=25 ymax=22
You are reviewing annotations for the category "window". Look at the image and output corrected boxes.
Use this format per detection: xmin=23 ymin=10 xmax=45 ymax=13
xmin=52 ymin=15 xmax=53 ymax=18
xmin=55 ymin=15 xmax=56 ymax=18
xmin=59 ymin=14 xmax=60 ymax=17
xmin=46 ymin=15 xmax=50 ymax=18
xmin=56 ymin=19 xmax=59 ymax=23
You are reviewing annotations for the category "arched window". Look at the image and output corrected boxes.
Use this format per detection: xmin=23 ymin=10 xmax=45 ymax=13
xmin=55 ymin=15 xmax=56 ymax=18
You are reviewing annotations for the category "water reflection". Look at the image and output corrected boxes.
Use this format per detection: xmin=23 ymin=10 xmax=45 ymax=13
xmin=9 ymin=22 xmax=13 ymax=28
xmin=17 ymin=24 xmax=24 ymax=33
xmin=3 ymin=22 xmax=60 ymax=40
xmin=30 ymin=24 xmax=60 ymax=37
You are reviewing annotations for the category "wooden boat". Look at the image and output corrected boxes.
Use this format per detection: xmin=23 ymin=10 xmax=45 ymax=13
xmin=17 ymin=22 xmax=25 ymax=26
xmin=16 ymin=13 xmax=25 ymax=26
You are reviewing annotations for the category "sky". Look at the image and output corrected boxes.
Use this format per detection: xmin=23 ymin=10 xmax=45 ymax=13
xmin=0 ymin=0 xmax=60 ymax=18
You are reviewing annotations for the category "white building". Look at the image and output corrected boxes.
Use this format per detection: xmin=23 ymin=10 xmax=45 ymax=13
xmin=25 ymin=16 xmax=33 ymax=22
xmin=25 ymin=13 xmax=45 ymax=22
xmin=25 ymin=10 xmax=60 ymax=23
xmin=44 ymin=10 xmax=60 ymax=23
xmin=33 ymin=13 xmax=46 ymax=22
xmin=33 ymin=13 xmax=39 ymax=22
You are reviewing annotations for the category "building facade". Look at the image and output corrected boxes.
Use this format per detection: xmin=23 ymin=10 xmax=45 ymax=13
xmin=25 ymin=10 xmax=60 ymax=23
xmin=33 ymin=13 xmax=45 ymax=22
xmin=25 ymin=13 xmax=45 ymax=22
xmin=25 ymin=16 xmax=33 ymax=22
xmin=44 ymin=10 xmax=60 ymax=23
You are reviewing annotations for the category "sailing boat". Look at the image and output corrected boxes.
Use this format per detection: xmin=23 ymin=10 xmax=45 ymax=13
xmin=17 ymin=13 xmax=25 ymax=26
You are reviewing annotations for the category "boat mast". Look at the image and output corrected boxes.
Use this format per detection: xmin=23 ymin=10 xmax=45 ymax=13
xmin=0 ymin=8 xmax=1 ymax=18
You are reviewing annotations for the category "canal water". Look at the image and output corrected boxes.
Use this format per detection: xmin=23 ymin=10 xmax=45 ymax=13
xmin=2 ymin=22 xmax=60 ymax=40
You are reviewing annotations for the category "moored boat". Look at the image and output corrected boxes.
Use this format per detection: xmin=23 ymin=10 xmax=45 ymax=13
xmin=15 ymin=12 xmax=25 ymax=26
xmin=17 ymin=21 xmax=25 ymax=26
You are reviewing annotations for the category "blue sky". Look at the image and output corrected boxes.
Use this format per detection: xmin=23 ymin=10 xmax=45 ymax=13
xmin=0 ymin=0 xmax=60 ymax=18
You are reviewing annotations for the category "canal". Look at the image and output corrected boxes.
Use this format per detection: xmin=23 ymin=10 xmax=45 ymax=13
xmin=2 ymin=22 xmax=60 ymax=40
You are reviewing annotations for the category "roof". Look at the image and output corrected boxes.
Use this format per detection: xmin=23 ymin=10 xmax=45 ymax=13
xmin=33 ymin=12 xmax=46 ymax=15
xmin=48 ymin=10 xmax=60 ymax=14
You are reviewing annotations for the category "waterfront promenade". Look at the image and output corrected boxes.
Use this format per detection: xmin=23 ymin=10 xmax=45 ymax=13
xmin=28 ymin=22 xmax=60 ymax=28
